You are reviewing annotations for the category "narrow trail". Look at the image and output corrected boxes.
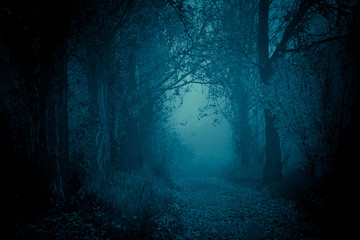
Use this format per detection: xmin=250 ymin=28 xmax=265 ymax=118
xmin=155 ymin=177 xmax=320 ymax=240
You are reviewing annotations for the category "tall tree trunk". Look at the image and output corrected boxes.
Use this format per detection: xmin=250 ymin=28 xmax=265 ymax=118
xmin=258 ymin=0 xmax=282 ymax=183
xmin=86 ymin=55 xmax=111 ymax=178
xmin=125 ymin=46 xmax=141 ymax=170
xmin=263 ymin=110 xmax=282 ymax=182
xmin=38 ymin=0 xmax=69 ymax=200
xmin=237 ymin=87 xmax=251 ymax=167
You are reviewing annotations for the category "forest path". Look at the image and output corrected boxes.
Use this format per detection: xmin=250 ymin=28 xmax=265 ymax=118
xmin=155 ymin=177 xmax=317 ymax=240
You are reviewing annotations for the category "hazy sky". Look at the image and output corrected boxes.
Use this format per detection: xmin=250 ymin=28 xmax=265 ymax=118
xmin=170 ymin=84 xmax=233 ymax=171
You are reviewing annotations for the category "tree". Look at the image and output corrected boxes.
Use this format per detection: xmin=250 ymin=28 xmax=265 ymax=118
xmin=67 ymin=0 xmax=194 ymax=181
xmin=257 ymin=0 xmax=315 ymax=183
xmin=0 ymin=0 xmax=71 ymax=207
xmin=38 ymin=0 xmax=71 ymax=200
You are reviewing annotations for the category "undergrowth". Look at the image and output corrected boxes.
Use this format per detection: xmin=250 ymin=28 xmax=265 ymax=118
xmin=3 ymin=171 xmax=174 ymax=240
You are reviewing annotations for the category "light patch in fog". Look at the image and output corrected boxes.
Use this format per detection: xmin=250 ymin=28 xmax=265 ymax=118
xmin=170 ymin=83 xmax=233 ymax=177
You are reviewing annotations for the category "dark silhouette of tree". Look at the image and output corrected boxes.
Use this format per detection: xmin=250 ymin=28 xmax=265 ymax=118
xmin=0 ymin=0 xmax=72 ymax=209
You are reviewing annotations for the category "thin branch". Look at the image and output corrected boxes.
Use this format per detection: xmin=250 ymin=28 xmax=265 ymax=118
xmin=269 ymin=1 xmax=314 ymax=63
xmin=284 ymin=34 xmax=352 ymax=53
xmin=166 ymin=0 xmax=191 ymax=38
xmin=112 ymin=0 xmax=134 ymax=37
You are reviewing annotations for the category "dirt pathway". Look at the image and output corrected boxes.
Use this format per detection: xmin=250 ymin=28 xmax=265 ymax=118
xmin=155 ymin=177 xmax=320 ymax=240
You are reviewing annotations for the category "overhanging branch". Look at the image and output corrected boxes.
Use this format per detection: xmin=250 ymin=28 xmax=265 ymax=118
xmin=269 ymin=1 xmax=314 ymax=63
xmin=284 ymin=34 xmax=352 ymax=53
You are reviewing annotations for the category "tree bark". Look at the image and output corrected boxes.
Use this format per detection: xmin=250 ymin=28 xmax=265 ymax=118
xmin=258 ymin=0 xmax=282 ymax=183
xmin=38 ymin=0 xmax=70 ymax=200
xmin=38 ymin=40 xmax=69 ymax=200
xmin=262 ymin=110 xmax=282 ymax=182
xmin=121 ymin=41 xmax=141 ymax=170
xmin=86 ymin=53 xmax=111 ymax=178
xmin=257 ymin=0 xmax=314 ymax=183
xmin=237 ymin=87 xmax=251 ymax=167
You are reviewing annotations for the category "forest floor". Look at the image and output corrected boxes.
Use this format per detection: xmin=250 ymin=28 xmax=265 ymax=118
xmin=154 ymin=177 xmax=325 ymax=239
xmin=3 ymin=176 xmax=333 ymax=239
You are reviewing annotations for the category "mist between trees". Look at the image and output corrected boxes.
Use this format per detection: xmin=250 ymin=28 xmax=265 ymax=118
xmin=0 ymin=0 xmax=359 ymax=239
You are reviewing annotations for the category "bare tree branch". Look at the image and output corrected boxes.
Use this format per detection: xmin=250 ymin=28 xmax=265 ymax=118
xmin=269 ymin=1 xmax=315 ymax=63
xmin=284 ymin=34 xmax=352 ymax=53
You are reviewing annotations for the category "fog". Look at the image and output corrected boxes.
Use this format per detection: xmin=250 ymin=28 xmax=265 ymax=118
xmin=170 ymin=84 xmax=233 ymax=177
